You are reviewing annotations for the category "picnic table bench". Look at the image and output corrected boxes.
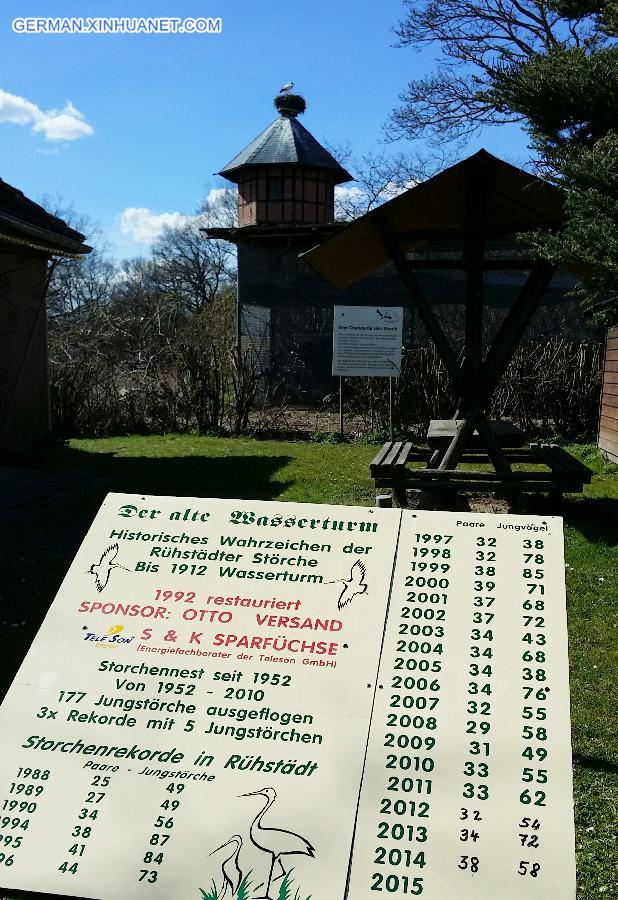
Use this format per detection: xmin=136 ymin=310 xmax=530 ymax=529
xmin=370 ymin=437 xmax=593 ymax=508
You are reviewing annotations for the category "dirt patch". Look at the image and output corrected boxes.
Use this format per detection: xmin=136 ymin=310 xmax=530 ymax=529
xmin=398 ymin=489 xmax=514 ymax=514
xmin=248 ymin=404 xmax=374 ymax=439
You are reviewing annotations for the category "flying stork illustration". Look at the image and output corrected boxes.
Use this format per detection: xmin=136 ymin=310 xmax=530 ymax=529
xmin=329 ymin=559 xmax=368 ymax=610
xmin=87 ymin=543 xmax=129 ymax=592
xmin=241 ymin=787 xmax=314 ymax=899
xmin=209 ymin=834 xmax=244 ymax=897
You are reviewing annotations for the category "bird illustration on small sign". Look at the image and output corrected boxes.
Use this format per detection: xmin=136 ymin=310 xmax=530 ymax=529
xmin=326 ymin=559 xmax=369 ymax=610
xmin=87 ymin=543 xmax=129 ymax=592
xmin=376 ymin=308 xmax=393 ymax=320
xmin=241 ymin=787 xmax=314 ymax=900
xmin=208 ymin=834 xmax=244 ymax=897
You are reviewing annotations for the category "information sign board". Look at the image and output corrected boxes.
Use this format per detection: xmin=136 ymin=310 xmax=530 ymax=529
xmin=332 ymin=306 xmax=403 ymax=376
xmin=0 ymin=495 xmax=401 ymax=900
xmin=0 ymin=498 xmax=576 ymax=900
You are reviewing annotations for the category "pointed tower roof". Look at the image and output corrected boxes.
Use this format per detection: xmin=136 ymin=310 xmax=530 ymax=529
xmin=218 ymin=92 xmax=353 ymax=184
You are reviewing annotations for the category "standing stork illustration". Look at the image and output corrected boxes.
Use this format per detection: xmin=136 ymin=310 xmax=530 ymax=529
xmin=87 ymin=543 xmax=129 ymax=592
xmin=241 ymin=787 xmax=314 ymax=899
xmin=209 ymin=834 xmax=244 ymax=897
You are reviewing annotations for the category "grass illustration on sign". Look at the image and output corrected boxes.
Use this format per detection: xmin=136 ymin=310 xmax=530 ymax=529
xmin=200 ymin=870 xmax=310 ymax=899
xmin=200 ymin=871 xmax=253 ymax=900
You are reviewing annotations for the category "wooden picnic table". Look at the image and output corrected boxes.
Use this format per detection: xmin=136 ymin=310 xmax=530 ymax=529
xmin=370 ymin=439 xmax=593 ymax=508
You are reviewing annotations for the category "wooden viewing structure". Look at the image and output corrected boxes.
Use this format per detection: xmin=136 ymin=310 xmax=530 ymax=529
xmin=302 ymin=150 xmax=593 ymax=506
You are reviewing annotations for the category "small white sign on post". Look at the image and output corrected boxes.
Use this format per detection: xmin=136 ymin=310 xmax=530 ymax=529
xmin=332 ymin=306 xmax=403 ymax=377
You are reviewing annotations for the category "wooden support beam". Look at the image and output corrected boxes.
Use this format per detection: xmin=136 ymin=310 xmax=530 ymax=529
xmin=437 ymin=417 xmax=478 ymax=470
xmin=476 ymin=413 xmax=512 ymax=474
xmin=484 ymin=263 xmax=557 ymax=398
xmin=406 ymin=258 xmax=537 ymax=271
xmin=377 ymin=469 xmax=560 ymax=483
xmin=375 ymin=214 xmax=463 ymax=387
xmin=435 ymin=263 xmax=557 ymax=473
xmin=463 ymin=155 xmax=489 ymax=402
xmin=440 ymin=157 xmax=490 ymax=472
xmin=391 ymin=226 xmax=533 ymax=242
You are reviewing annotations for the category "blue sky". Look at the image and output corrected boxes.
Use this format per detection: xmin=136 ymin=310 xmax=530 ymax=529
xmin=0 ymin=0 xmax=532 ymax=258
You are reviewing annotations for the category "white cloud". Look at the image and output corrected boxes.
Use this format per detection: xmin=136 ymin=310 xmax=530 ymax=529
xmin=119 ymin=207 xmax=191 ymax=244
xmin=381 ymin=179 xmax=416 ymax=199
xmin=334 ymin=185 xmax=366 ymax=205
xmin=335 ymin=181 xmax=417 ymax=220
xmin=334 ymin=185 xmax=368 ymax=220
xmin=0 ymin=89 xmax=93 ymax=141
xmin=205 ymin=187 xmax=230 ymax=205
xmin=32 ymin=100 xmax=92 ymax=141
xmin=119 ymin=190 xmax=239 ymax=246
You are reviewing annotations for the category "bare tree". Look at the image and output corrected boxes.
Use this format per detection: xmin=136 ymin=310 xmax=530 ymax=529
xmin=152 ymin=188 xmax=237 ymax=313
xmin=327 ymin=145 xmax=450 ymax=220
xmin=39 ymin=196 xmax=115 ymax=318
xmin=390 ymin=0 xmax=600 ymax=143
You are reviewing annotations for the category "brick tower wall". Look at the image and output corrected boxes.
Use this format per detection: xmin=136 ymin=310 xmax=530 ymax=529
xmin=238 ymin=166 xmax=335 ymax=226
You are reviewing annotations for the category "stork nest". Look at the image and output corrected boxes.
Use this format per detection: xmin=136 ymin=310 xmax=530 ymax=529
xmin=274 ymin=93 xmax=306 ymax=116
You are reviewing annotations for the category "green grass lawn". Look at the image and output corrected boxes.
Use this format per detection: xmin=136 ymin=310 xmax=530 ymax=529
xmin=37 ymin=433 xmax=381 ymax=506
xmin=2 ymin=435 xmax=616 ymax=898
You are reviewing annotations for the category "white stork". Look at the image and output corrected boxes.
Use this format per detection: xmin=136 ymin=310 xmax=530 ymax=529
xmin=242 ymin=787 xmax=314 ymax=899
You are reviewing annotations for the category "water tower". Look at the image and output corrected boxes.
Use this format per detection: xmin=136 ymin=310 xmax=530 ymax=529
xmin=206 ymin=90 xmax=407 ymax=394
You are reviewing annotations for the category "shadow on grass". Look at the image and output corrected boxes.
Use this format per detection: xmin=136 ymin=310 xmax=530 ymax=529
xmin=0 ymin=445 xmax=293 ymax=701
xmin=19 ymin=442 xmax=295 ymax=503
xmin=574 ymin=754 xmax=618 ymax=776
xmin=562 ymin=497 xmax=618 ymax=547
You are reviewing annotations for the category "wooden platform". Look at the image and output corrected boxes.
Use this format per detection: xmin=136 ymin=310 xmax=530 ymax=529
xmin=370 ymin=440 xmax=593 ymax=507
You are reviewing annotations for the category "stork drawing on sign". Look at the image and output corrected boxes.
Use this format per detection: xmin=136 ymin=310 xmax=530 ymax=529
xmin=87 ymin=543 xmax=129 ymax=592
xmin=208 ymin=834 xmax=244 ymax=897
xmin=241 ymin=787 xmax=314 ymax=899
xmin=326 ymin=559 xmax=368 ymax=610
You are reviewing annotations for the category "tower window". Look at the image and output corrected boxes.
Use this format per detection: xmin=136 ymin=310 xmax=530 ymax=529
xmin=267 ymin=177 xmax=283 ymax=200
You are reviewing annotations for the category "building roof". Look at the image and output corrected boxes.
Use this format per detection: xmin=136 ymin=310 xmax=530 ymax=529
xmin=219 ymin=114 xmax=353 ymax=184
xmin=0 ymin=178 xmax=91 ymax=257
xmin=204 ymin=221 xmax=348 ymax=244
xmin=301 ymin=150 xmax=566 ymax=290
